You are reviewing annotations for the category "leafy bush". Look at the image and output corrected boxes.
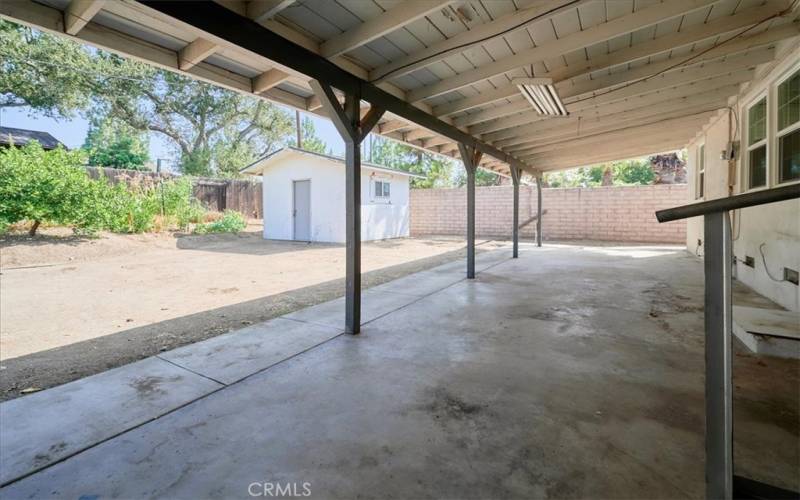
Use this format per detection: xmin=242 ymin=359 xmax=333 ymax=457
xmin=0 ymin=142 xmax=96 ymax=235
xmin=193 ymin=210 xmax=247 ymax=234
xmin=0 ymin=142 xmax=211 ymax=235
xmin=84 ymin=117 xmax=149 ymax=170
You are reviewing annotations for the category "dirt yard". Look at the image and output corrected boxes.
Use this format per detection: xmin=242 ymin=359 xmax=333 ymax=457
xmin=0 ymin=226 xmax=504 ymax=400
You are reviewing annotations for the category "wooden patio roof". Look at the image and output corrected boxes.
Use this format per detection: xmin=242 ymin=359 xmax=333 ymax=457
xmin=2 ymin=0 xmax=799 ymax=175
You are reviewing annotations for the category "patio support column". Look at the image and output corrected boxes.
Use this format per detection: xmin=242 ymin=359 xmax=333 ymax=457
xmin=310 ymin=80 xmax=385 ymax=334
xmin=511 ymin=166 xmax=520 ymax=258
xmin=458 ymin=143 xmax=482 ymax=279
xmin=703 ymin=211 xmax=733 ymax=499
xmin=536 ymin=174 xmax=543 ymax=247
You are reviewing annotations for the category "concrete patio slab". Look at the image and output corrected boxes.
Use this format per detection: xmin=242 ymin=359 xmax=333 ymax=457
xmin=282 ymin=288 xmax=423 ymax=329
xmin=733 ymin=305 xmax=800 ymax=359
xmin=159 ymin=317 xmax=342 ymax=384
xmin=1 ymin=245 xmax=797 ymax=498
xmin=370 ymin=268 xmax=463 ymax=297
xmin=0 ymin=356 xmax=221 ymax=485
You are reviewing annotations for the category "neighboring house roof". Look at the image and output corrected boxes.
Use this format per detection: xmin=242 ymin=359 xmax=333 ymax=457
xmin=0 ymin=126 xmax=65 ymax=150
xmin=241 ymin=146 xmax=425 ymax=179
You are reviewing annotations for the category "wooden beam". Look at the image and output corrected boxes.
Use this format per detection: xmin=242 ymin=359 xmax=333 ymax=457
xmin=508 ymin=107 xmax=720 ymax=153
xmin=520 ymin=115 xmax=711 ymax=156
xmin=470 ymin=51 xmax=770 ymax=136
xmin=246 ymin=0 xmax=294 ymax=22
xmin=320 ymin=0 xmax=451 ymax=58
xmin=378 ymin=119 xmax=410 ymax=134
xmin=370 ymin=0 xmax=590 ymax=83
xmin=484 ymin=79 xmax=745 ymax=145
xmin=435 ymin=6 xmax=797 ymax=118
xmin=526 ymin=141 xmax=693 ymax=171
xmin=407 ymin=0 xmax=720 ymax=102
xmin=64 ymin=0 xmax=104 ymax=35
xmin=523 ymin=139 xmax=693 ymax=169
xmin=457 ymin=41 xmax=780 ymax=129
xmin=522 ymin=131 xmax=697 ymax=162
xmin=501 ymin=98 xmax=728 ymax=151
xmin=422 ymin=136 xmax=450 ymax=148
xmin=252 ymin=68 xmax=290 ymax=93
xmin=178 ymin=37 xmax=219 ymax=71
xmin=405 ymin=128 xmax=436 ymax=142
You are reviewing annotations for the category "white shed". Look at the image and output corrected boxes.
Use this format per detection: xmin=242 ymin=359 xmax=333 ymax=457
xmin=242 ymin=147 xmax=422 ymax=243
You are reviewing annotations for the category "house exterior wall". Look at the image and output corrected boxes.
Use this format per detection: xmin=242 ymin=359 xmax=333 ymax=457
xmin=410 ymin=184 xmax=687 ymax=243
xmin=261 ymin=154 xmax=410 ymax=243
xmin=685 ymin=43 xmax=800 ymax=311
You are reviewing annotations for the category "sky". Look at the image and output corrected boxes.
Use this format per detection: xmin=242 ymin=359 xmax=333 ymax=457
xmin=0 ymin=103 xmax=346 ymax=169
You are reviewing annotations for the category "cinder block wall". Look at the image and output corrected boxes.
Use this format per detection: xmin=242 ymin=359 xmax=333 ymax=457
xmin=410 ymin=184 xmax=687 ymax=243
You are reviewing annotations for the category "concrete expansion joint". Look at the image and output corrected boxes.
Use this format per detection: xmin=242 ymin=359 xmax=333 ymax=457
xmin=155 ymin=356 xmax=227 ymax=387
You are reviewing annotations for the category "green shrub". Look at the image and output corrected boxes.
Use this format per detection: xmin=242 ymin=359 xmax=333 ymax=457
xmin=193 ymin=210 xmax=247 ymax=234
xmin=159 ymin=177 xmax=206 ymax=229
xmin=0 ymin=142 xmax=96 ymax=235
xmin=0 ymin=142 xmax=210 ymax=235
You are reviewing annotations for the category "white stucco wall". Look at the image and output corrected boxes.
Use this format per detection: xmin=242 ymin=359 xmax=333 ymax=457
xmin=260 ymin=152 xmax=411 ymax=243
xmin=685 ymin=43 xmax=800 ymax=311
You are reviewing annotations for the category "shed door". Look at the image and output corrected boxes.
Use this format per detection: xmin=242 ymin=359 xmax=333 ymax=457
xmin=293 ymin=180 xmax=311 ymax=241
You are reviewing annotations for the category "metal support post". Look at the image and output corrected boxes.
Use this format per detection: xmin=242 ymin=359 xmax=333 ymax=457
xmin=536 ymin=175 xmax=543 ymax=247
xmin=511 ymin=167 xmax=520 ymax=258
xmin=703 ymin=211 xmax=733 ymax=500
xmin=458 ymin=144 xmax=482 ymax=279
xmin=310 ymin=80 xmax=384 ymax=334
xmin=343 ymin=92 xmax=361 ymax=336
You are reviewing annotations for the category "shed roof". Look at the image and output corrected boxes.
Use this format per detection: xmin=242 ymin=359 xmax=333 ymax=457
xmin=0 ymin=126 xmax=65 ymax=150
xmin=241 ymin=147 xmax=425 ymax=179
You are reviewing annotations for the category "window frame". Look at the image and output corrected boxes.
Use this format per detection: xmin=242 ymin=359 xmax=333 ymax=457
xmin=774 ymin=65 xmax=800 ymax=186
xmin=745 ymin=93 xmax=769 ymax=191
xmin=696 ymin=142 xmax=705 ymax=199
xmin=374 ymin=179 xmax=391 ymax=199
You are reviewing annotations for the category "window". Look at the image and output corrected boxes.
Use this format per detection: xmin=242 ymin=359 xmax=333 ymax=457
xmin=747 ymin=97 xmax=768 ymax=188
xmin=777 ymin=69 xmax=800 ymax=183
xmin=374 ymin=180 xmax=390 ymax=198
xmin=697 ymin=144 xmax=705 ymax=199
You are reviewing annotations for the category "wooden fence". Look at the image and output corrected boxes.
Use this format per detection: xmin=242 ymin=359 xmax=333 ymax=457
xmin=85 ymin=166 xmax=263 ymax=218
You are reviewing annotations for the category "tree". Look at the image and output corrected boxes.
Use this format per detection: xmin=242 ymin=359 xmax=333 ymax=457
xmin=0 ymin=20 xmax=96 ymax=118
xmin=83 ymin=117 xmax=149 ymax=170
xmin=1 ymin=19 xmax=297 ymax=177
xmin=612 ymin=158 xmax=655 ymax=185
xmin=94 ymin=67 xmax=295 ymax=177
xmin=290 ymin=117 xmax=328 ymax=154
xmin=453 ymin=167 xmax=502 ymax=187
xmin=370 ymin=136 xmax=455 ymax=188
xmin=545 ymin=158 xmax=657 ymax=187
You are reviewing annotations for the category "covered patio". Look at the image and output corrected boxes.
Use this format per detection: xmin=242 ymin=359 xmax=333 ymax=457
xmin=2 ymin=0 xmax=799 ymax=497
xmin=2 ymin=244 xmax=797 ymax=498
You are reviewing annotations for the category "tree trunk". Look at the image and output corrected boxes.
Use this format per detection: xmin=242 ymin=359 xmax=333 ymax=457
xmin=602 ymin=166 xmax=614 ymax=186
xmin=29 ymin=220 xmax=40 ymax=236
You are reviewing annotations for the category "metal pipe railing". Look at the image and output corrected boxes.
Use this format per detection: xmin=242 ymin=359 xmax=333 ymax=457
xmin=655 ymin=184 xmax=800 ymax=500
xmin=656 ymin=183 xmax=800 ymax=222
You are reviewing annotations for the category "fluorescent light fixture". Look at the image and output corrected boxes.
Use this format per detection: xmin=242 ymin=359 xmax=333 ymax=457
xmin=512 ymin=78 xmax=568 ymax=117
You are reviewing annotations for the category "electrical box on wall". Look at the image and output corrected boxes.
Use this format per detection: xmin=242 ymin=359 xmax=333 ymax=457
xmin=784 ymin=268 xmax=799 ymax=286
xmin=720 ymin=141 xmax=739 ymax=161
